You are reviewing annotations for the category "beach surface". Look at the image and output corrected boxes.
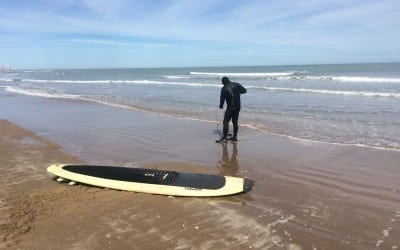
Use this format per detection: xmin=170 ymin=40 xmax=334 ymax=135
xmin=1 ymin=91 xmax=400 ymax=249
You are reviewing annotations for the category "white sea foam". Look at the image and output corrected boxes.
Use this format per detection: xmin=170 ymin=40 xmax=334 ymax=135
xmin=4 ymin=86 xmax=80 ymax=99
xmin=22 ymin=70 xmax=52 ymax=73
xmin=190 ymin=71 xmax=294 ymax=77
xmin=382 ymin=228 xmax=391 ymax=237
xmin=249 ymin=86 xmax=400 ymax=98
xmin=0 ymin=78 xmax=13 ymax=82
xmin=20 ymin=79 xmax=112 ymax=84
xmin=16 ymin=78 xmax=219 ymax=87
xmin=163 ymin=75 xmax=192 ymax=79
xmin=275 ymin=75 xmax=400 ymax=83
xmin=116 ymin=80 xmax=218 ymax=87
xmin=332 ymin=76 xmax=400 ymax=83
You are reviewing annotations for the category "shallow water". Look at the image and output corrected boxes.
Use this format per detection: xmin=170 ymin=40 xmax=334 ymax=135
xmin=1 ymin=63 xmax=399 ymax=150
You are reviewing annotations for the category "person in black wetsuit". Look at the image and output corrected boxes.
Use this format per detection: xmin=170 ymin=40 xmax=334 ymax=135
xmin=216 ymin=76 xmax=247 ymax=143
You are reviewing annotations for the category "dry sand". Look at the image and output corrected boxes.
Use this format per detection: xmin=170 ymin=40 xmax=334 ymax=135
xmin=1 ymin=117 xmax=400 ymax=250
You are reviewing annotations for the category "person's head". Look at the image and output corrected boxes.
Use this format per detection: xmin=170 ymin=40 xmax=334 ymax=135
xmin=221 ymin=76 xmax=230 ymax=85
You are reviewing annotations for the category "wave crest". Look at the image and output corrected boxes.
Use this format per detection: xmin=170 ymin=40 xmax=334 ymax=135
xmin=277 ymin=76 xmax=400 ymax=83
xmin=163 ymin=75 xmax=192 ymax=79
xmin=190 ymin=72 xmax=294 ymax=77
xmin=3 ymin=86 xmax=80 ymax=99
xmin=250 ymin=86 xmax=400 ymax=98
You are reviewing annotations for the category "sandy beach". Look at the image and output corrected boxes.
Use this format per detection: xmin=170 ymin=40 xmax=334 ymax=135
xmin=1 ymin=91 xmax=400 ymax=249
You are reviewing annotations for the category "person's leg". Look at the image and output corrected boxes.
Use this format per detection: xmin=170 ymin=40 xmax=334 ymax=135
xmin=216 ymin=109 xmax=232 ymax=143
xmin=223 ymin=109 xmax=233 ymax=138
xmin=231 ymin=110 xmax=240 ymax=140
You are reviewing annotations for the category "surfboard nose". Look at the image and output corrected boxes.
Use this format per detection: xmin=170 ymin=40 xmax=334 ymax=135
xmin=47 ymin=164 xmax=64 ymax=174
xmin=243 ymin=178 xmax=254 ymax=193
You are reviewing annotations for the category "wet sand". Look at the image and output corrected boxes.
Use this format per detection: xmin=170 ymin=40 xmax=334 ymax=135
xmin=1 ymin=91 xmax=400 ymax=249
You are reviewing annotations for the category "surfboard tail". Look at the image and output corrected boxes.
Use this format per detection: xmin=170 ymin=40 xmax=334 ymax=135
xmin=243 ymin=178 xmax=254 ymax=193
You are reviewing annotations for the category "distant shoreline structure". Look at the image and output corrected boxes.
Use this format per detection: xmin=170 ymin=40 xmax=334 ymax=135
xmin=0 ymin=65 xmax=17 ymax=72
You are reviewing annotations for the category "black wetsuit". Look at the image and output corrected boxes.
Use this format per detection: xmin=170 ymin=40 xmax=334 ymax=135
xmin=219 ymin=81 xmax=247 ymax=139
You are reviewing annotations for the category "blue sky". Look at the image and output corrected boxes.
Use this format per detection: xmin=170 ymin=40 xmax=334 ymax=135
xmin=0 ymin=0 xmax=399 ymax=69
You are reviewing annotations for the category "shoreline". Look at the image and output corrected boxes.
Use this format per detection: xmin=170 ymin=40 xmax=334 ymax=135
xmin=1 ymin=91 xmax=400 ymax=249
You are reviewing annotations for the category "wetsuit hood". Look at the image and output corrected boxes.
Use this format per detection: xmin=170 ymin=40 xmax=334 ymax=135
xmin=222 ymin=76 xmax=230 ymax=85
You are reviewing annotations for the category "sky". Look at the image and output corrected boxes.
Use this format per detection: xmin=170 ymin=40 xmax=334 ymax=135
xmin=0 ymin=0 xmax=399 ymax=69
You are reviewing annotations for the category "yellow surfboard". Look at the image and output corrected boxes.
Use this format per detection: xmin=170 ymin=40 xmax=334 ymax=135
xmin=47 ymin=164 xmax=253 ymax=197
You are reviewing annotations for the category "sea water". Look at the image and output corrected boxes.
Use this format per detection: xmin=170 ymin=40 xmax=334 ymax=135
xmin=1 ymin=63 xmax=399 ymax=151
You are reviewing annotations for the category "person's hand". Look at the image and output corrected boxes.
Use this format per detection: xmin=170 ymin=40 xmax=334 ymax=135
xmin=219 ymin=105 xmax=223 ymax=109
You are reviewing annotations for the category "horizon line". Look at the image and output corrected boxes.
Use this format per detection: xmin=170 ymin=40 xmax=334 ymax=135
xmin=4 ymin=61 xmax=399 ymax=71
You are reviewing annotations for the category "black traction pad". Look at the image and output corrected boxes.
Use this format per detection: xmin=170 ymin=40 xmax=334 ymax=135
xmin=63 ymin=165 xmax=226 ymax=190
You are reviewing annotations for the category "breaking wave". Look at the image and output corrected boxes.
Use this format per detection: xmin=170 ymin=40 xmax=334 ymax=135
xmin=249 ymin=86 xmax=400 ymax=98
xmin=275 ymin=76 xmax=400 ymax=83
xmin=190 ymin=72 xmax=295 ymax=77
xmin=3 ymin=86 xmax=80 ymax=99
xmin=163 ymin=75 xmax=192 ymax=79
xmin=1 ymin=78 xmax=219 ymax=87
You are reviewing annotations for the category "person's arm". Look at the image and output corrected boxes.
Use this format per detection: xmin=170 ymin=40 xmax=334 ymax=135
xmin=238 ymin=84 xmax=247 ymax=94
xmin=219 ymin=88 xmax=225 ymax=109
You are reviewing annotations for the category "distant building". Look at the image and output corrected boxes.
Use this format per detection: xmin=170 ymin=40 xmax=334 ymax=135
xmin=0 ymin=65 xmax=16 ymax=72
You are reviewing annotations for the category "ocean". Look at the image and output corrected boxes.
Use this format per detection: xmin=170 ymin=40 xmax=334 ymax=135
xmin=1 ymin=63 xmax=399 ymax=151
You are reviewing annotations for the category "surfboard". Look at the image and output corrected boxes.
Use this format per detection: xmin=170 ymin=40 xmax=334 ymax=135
xmin=47 ymin=164 xmax=254 ymax=197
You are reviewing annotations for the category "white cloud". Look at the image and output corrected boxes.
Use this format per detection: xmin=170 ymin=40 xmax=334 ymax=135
xmin=58 ymin=38 xmax=173 ymax=48
xmin=1 ymin=0 xmax=398 ymax=44
xmin=60 ymin=38 xmax=130 ymax=46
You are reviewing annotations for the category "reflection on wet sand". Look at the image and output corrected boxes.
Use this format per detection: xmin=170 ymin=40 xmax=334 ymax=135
xmin=218 ymin=142 xmax=239 ymax=176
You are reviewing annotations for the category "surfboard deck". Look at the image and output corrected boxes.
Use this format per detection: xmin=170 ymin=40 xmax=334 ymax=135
xmin=47 ymin=164 xmax=253 ymax=197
